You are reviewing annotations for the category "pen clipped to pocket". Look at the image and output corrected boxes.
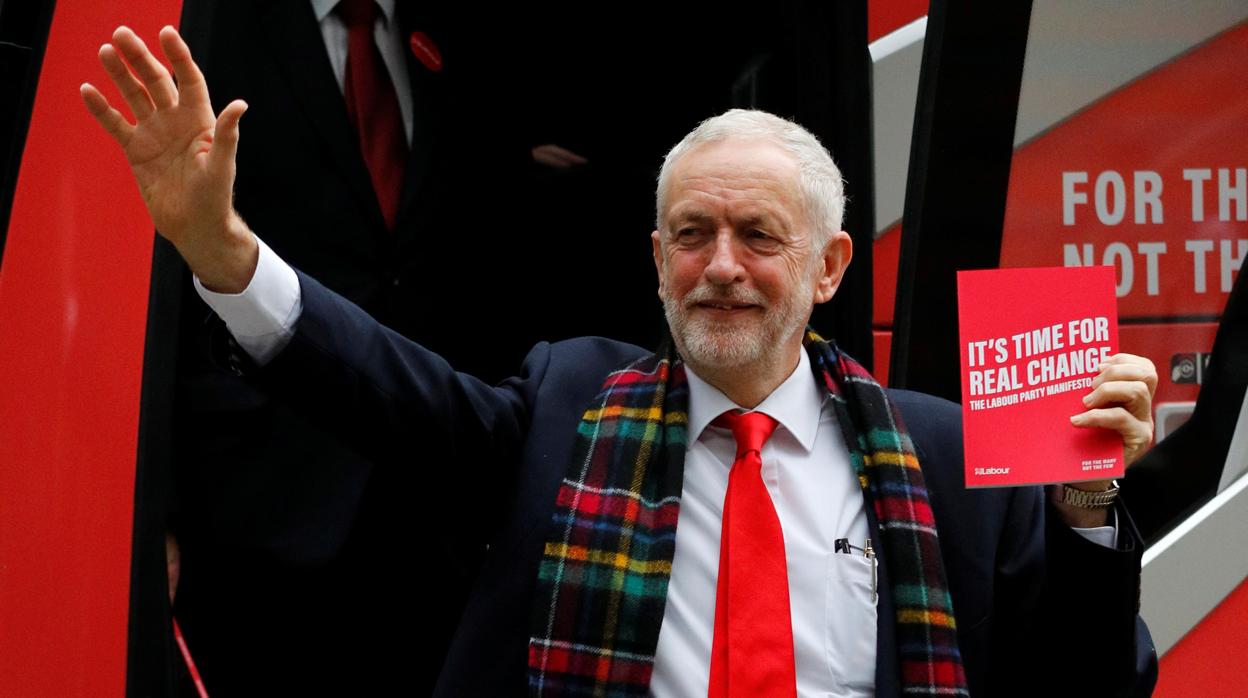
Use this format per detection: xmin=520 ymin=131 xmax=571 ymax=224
xmin=833 ymin=537 xmax=878 ymax=603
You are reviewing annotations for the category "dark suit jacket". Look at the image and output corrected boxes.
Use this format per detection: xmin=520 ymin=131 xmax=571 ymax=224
xmin=171 ymin=2 xmax=535 ymax=694
xmin=248 ymin=270 xmax=1156 ymax=697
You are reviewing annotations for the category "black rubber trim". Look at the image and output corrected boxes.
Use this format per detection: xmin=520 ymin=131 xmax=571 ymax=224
xmin=888 ymin=0 xmax=1035 ymax=399
xmin=0 ymin=0 xmax=57 ymax=270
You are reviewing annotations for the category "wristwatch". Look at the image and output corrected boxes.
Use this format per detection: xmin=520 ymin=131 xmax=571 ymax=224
xmin=1051 ymin=480 xmax=1120 ymax=509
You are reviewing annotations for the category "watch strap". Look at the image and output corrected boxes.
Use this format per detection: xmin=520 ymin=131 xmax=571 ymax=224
xmin=1053 ymin=480 xmax=1120 ymax=509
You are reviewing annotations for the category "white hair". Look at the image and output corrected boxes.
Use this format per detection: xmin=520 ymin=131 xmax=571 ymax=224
xmin=655 ymin=109 xmax=846 ymax=243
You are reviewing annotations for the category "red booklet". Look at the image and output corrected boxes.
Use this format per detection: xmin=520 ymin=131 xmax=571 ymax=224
xmin=957 ymin=266 xmax=1123 ymax=488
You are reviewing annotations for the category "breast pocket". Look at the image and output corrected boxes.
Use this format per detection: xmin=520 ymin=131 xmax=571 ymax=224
xmin=824 ymin=553 xmax=877 ymax=695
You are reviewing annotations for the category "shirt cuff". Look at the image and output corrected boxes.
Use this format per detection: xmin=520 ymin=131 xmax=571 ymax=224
xmin=193 ymin=236 xmax=303 ymax=366
xmin=1070 ymin=508 xmax=1118 ymax=549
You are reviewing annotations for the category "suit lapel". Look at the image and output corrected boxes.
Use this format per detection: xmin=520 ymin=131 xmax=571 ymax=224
xmin=392 ymin=8 xmax=443 ymax=236
xmin=864 ymin=488 xmax=902 ymax=698
xmin=258 ymin=0 xmax=387 ymax=234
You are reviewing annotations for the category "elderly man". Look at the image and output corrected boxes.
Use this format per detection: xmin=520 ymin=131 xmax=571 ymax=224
xmin=84 ymin=27 xmax=1156 ymax=696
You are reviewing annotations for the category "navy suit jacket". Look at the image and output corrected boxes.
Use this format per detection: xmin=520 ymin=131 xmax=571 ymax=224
xmin=248 ymin=271 xmax=1156 ymax=697
xmin=173 ymin=2 xmax=540 ymax=693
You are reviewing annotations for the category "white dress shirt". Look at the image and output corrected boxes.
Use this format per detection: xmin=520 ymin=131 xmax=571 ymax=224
xmin=196 ymin=240 xmax=1118 ymax=696
xmin=309 ymin=0 xmax=414 ymax=146
xmin=650 ymin=351 xmax=877 ymax=697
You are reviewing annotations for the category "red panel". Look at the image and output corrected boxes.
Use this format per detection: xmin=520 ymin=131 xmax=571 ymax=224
xmin=872 ymin=329 xmax=893 ymax=385
xmin=1002 ymin=22 xmax=1248 ymax=320
xmin=869 ymin=0 xmax=929 ymax=43
xmin=872 ymin=28 xmax=1242 ymax=399
xmin=1155 ymin=577 xmax=1248 ymax=697
xmin=0 ymin=2 xmax=180 ymax=696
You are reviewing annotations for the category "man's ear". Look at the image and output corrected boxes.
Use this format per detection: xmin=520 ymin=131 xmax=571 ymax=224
xmin=651 ymin=230 xmax=666 ymax=298
xmin=813 ymin=230 xmax=853 ymax=304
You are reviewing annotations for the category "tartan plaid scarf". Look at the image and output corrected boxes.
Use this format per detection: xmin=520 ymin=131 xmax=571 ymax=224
xmin=528 ymin=331 xmax=968 ymax=696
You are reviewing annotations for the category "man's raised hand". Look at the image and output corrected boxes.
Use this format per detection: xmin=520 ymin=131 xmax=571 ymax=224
xmin=1073 ymin=353 xmax=1158 ymax=468
xmin=81 ymin=26 xmax=257 ymax=293
xmin=1051 ymin=352 xmax=1158 ymax=528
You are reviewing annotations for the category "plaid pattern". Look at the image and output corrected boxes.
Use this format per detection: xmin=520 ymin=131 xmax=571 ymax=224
xmin=528 ymin=334 xmax=968 ymax=697
xmin=527 ymin=346 xmax=688 ymax=697
xmin=807 ymin=331 xmax=969 ymax=696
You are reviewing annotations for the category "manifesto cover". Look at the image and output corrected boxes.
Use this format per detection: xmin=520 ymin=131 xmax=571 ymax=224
xmin=957 ymin=267 xmax=1124 ymax=488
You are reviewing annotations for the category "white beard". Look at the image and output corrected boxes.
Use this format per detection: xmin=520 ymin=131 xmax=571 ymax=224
xmin=663 ymin=275 xmax=813 ymax=370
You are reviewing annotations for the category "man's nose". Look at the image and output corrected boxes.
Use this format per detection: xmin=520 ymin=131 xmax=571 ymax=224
xmin=704 ymin=231 xmax=746 ymax=285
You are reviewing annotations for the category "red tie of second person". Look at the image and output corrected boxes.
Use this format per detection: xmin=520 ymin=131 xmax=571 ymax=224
xmin=337 ymin=0 xmax=406 ymax=229
xmin=708 ymin=410 xmax=797 ymax=698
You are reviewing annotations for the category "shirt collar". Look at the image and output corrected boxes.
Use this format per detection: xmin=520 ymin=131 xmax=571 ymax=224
xmin=312 ymin=0 xmax=396 ymax=24
xmin=685 ymin=348 xmax=825 ymax=453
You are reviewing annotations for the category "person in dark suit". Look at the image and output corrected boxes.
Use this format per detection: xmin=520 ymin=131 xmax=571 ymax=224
xmin=164 ymin=2 xmax=536 ymax=693
xmin=83 ymin=27 xmax=1158 ymax=696
xmin=235 ymin=277 xmax=1158 ymax=697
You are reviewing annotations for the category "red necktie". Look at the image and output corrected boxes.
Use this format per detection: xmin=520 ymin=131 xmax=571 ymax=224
xmin=338 ymin=0 xmax=406 ymax=229
xmin=707 ymin=411 xmax=797 ymax=698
